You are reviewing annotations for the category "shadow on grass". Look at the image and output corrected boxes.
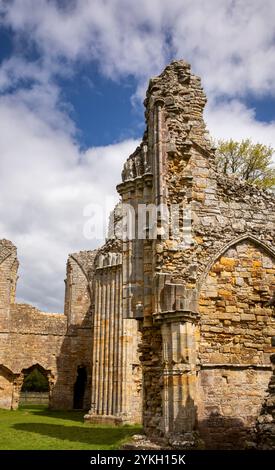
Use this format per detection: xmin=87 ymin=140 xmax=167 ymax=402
xmin=19 ymin=405 xmax=85 ymax=423
xmin=13 ymin=423 xmax=139 ymax=448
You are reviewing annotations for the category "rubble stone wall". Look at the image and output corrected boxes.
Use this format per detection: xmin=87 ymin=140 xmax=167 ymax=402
xmin=130 ymin=60 xmax=275 ymax=448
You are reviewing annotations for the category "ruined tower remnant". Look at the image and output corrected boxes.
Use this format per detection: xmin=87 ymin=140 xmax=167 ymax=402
xmin=1 ymin=60 xmax=275 ymax=448
xmin=85 ymin=60 xmax=275 ymax=447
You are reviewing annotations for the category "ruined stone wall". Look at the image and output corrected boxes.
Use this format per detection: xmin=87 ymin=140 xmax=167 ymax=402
xmin=0 ymin=240 xmax=18 ymax=330
xmin=0 ymin=231 xmax=142 ymax=421
xmin=1 ymin=59 xmax=275 ymax=449
xmin=128 ymin=60 xmax=275 ymax=448
xmin=199 ymin=243 xmax=275 ymax=365
xmin=139 ymin=326 xmax=163 ymax=436
xmin=0 ymin=243 xmax=94 ymax=411
xmin=1 ymin=303 xmax=67 ymax=409
xmin=65 ymin=250 xmax=97 ymax=326
xmin=198 ymin=240 xmax=275 ymax=447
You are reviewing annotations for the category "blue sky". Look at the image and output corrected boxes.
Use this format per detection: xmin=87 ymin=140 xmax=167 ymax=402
xmin=0 ymin=0 xmax=275 ymax=311
xmin=60 ymin=65 xmax=143 ymax=149
xmin=0 ymin=24 xmax=144 ymax=148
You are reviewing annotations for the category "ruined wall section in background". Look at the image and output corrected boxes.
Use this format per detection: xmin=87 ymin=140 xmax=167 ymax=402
xmin=0 ymin=243 xmax=95 ymax=411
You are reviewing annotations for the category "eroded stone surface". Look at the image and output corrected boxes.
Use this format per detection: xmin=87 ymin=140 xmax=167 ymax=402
xmin=0 ymin=60 xmax=275 ymax=448
xmin=255 ymin=352 xmax=275 ymax=449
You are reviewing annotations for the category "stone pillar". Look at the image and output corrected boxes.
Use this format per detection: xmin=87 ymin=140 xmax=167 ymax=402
xmin=160 ymin=315 xmax=198 ymax=437
xmin=11 ymin=373 xmax=24 ymax=410
xmin=85 ymin=256 xmax=141 ymax=425
xmin=90 ymin=277 xmax=99 ymax=414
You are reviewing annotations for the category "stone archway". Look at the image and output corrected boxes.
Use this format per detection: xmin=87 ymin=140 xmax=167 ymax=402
xmin=18 ymin=364 xmax=54 ymax=409
xmin=197 ymin=238 xmax=275 ymax=448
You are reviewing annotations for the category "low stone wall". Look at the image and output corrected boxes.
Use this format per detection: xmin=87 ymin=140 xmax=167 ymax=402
xmin=19 ymin=391 xmax=49 ymax=405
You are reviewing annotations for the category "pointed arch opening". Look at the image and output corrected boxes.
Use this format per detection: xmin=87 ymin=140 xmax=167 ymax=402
xmin=198 ymin=234 xmax=275 ymax=293
xmin=19 ymin=364 xmax=51 ymax=407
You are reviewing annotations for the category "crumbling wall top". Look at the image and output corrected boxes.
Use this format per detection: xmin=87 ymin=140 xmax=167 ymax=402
xmin=0 ymin=239 xmax=17 ymax=263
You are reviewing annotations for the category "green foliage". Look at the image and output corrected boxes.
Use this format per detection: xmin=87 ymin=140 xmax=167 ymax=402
xmin=0 ymin=406 xmax=141 ymax=450
xmin=215 ymin=138 xmax=275 ymax=189
xmin=22 ymin=369 xmax=49 ymax=392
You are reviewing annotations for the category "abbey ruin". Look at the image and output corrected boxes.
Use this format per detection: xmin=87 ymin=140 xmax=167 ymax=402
xmin=0 ymin=60 xmax=275 ymax=449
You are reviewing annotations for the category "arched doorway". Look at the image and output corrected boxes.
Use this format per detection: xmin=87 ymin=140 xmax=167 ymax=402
xmin=73 ymin=366 xmax=87 ymax=409
xmin=20 ymin=364 xmax=50 ymax=406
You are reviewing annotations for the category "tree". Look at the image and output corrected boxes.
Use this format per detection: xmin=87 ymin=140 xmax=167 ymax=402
xmin=215 ymin=138 xmax=275 ymax=189
xmin=22 ymin=368 xmax=49 ymax=392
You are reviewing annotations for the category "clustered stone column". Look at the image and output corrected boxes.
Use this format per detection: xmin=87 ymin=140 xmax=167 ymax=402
xmin=85 ymin=252 xmax=142 ymax=424
xmin=86 ymin=259 xmax=124 ymax=423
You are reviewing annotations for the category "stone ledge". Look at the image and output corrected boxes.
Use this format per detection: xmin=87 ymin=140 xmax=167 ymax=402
xmin=153 ymin=310 xmax=199 ymax=324
xmin=84 ymin=414 xmax=126 ymax=426
xmin=200 ymin=363 xmax=272 ymax=370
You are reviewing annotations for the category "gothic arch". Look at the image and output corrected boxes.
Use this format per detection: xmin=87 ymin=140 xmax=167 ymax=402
xmin=19 ymin=363 xmax=54 ymax=407
xmin=197 ymin=234 xmax=275 ymax=293
xmin=21 ymin=363 xmax=51 ymax=377
xmin=20 ymin=363 xmax=54 ymax=395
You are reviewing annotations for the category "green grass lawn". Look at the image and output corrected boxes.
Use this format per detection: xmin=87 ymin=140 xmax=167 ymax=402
xmin=0 ymin=405 xmax=141 ymax=450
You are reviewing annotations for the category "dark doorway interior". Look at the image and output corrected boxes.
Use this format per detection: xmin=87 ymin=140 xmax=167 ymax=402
xmin=73 ymin=366 xmax=87 ymax=409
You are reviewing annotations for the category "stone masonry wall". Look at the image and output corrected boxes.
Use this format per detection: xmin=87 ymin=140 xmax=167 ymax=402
xmin=0 ymin=240 xmax=18 ymax=330
xmin=132 ymin=60 xmax=275 ymax=447
xmin=0 ymin=243 xmax=94 ymax=410
xmin=196 ymin=232 xmax=275 ymax=448
xmin=255 ymin=350 xmax=275 ymax=449
xmin=199 ymin=242 xmax=275 ymax=365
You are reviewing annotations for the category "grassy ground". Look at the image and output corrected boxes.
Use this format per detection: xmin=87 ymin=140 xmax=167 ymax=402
xmin=0 ymin=405 xmax=141 ymax=450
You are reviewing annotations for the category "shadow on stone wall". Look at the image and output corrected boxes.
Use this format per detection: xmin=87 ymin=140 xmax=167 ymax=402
xmin=197 ymin=412 xmax=253 ymax=450
xmin=51 ymin=312 xmax=92 ymax=411
xmin=168 ymin=393 xmax=254 ymax=450
xmin=254 ymin=352 xmax=275 ymax=449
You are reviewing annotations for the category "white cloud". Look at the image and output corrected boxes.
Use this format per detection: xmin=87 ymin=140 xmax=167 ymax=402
xmin=0 ymin=0 xmax=275 ymax=310
xmin=1 ymin=0 xmax=275 ymax=96
xmin=0 ymin=91 xmax=138 ymax=311
xmin=205 ymin=100 xmax=275 ymax=151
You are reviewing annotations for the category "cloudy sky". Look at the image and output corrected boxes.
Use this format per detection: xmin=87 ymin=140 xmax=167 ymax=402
xmin=0 ymin=0 xmax=275 ymax=312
